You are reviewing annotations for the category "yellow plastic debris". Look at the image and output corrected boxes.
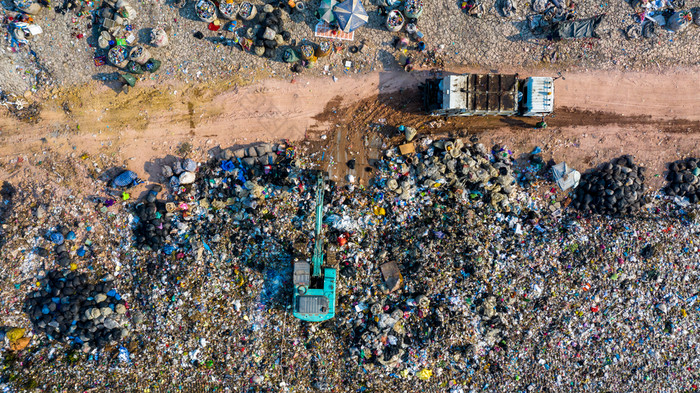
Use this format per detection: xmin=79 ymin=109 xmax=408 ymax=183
xmin=372 ymin=206 xmax=386 ymax=216
xmin=417 ymin=368 xmax=433 ymax=380
xmin=6 ymin=328 xmax=25 ymax=342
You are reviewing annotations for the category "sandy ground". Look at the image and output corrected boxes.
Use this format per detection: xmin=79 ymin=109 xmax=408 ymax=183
xmin=555 ymin=69 xmax=700 ymax=121
xmin=0 ymin=67 xmax=699 ymax=190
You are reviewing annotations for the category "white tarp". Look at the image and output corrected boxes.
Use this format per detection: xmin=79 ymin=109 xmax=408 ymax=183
xmin=552 ymin=162 xmax=580 ymax=191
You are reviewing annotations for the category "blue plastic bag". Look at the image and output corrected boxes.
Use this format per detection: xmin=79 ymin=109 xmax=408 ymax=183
xmin=50 ymin=232 xmax=64 ymax=245
xmin=111 ymin=170 xmax=137 ymax=188
xmin=118 ymin=346 xmax=131 ymax=364
xmin=163 ymin=245 xmax=175 ymax=255
xmin=221 ymin=160 xmax=235 ymax=172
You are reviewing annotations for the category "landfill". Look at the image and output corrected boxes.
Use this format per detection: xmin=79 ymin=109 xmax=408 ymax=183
xmin=0 ymin=131 xmax=699 ymax=392
xmin=1 ymin=0 xmax=700 ymax=389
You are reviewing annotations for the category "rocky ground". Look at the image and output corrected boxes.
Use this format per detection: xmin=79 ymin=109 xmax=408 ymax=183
xmin=1 ymin=0 xmax=700 ymax=95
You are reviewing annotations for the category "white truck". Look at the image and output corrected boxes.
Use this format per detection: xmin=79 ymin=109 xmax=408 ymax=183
xmin=423 ymin=73 xmax=554 ymax=117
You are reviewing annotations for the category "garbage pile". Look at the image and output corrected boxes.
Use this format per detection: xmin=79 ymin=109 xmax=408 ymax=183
xmin=663 ymin=157 xmax=700 ymax=202
xmin=219 ymin=142 xmax=282 ymax=167
xmin=234 ymin=4 xmax=293 ymax=59
xmin=0 ymin=187 xmax=12 ymax=257
xmin=5 ymin=140 xmax=700 ymax=392
xmin=526 ymin=0 xmax=576 ymax=36
xmin=24 ymin=270 xmax=129 ymax=350
xmin=381 ymin=138 xmax=516 ymax=211
xmin=137 ymin=148 xmax=293 ymax=254
xmin=626 ymin=0 xmax=696 ymax=39
xmin=382 ymin=0 xmax=426 ymax=61
xmin=344 ymin=301 xmax=408 ymax=368
xmin=133 ymin=186 xmax=170 ymax=250
xmin=571 ymin=156 xmax=648 ymax=214
xmin=97 ymin=0 xmax=139 ymax=51
xmin=96 ymin=0 xmax=163 ymax=74
xmin=48 ymin=227 xmax=74 ymax=268
xmin=517 ymin=146 xmax=548 ymax=189
xmin=163 ymin=158 xmax=198 ymax=191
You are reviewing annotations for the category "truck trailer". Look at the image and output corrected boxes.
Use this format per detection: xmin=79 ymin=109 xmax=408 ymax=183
xmin=423 ymin=73 xmax=554 ymax=117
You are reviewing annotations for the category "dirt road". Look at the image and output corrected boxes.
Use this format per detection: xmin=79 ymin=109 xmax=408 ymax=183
xmin=0 ymin=68 xmax=698 ymax=187
xmin=555 ymin=69 xmax=700 ymax=121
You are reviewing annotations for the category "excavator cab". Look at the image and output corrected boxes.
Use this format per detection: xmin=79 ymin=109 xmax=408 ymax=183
xmin=292 ymin=262 xmax=336 ymax=321
xmin=292 ymin=171 xmax=336 ymax=322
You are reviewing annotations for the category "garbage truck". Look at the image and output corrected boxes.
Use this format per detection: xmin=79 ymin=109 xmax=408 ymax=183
xmin=423 ymin=73 xmax=554 ymax=117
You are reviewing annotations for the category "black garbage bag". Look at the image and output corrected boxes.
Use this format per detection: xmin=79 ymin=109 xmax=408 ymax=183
xmin=552 ymin=15 xmax=604 ymax=40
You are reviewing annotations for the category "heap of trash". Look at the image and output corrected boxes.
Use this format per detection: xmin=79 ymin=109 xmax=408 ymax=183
xmin=24 ymin=270 xmax=129 ymax=350
xmin=2 ymin=137 xmax=700 ymax=391
xmin=663 ymin=157 xmax=700 ymax=202
xmin=571 ymin=155 xmax=648 ymax=215
xmin=378 ymin=136 xmax=517 ymax=211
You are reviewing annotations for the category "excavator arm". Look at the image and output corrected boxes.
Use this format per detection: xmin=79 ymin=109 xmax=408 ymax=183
xmin=311 ymin=172 xmax=325 ymax=278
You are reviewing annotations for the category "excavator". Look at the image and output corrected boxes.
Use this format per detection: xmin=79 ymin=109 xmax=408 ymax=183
xmin=292 ymin=171 xmax=336 ymax=322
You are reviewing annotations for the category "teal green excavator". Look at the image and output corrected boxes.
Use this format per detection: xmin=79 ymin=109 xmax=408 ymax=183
xmin=292 ymin=171 xmax=336 ymax=322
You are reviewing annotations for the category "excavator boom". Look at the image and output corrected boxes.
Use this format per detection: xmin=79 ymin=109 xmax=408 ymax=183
xmin=311 ymin=172 xmax=325 ymax=277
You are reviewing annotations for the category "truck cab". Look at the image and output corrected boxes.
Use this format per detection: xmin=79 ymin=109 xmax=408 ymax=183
xmin=519 ymin=77 xmax=554 ymax=117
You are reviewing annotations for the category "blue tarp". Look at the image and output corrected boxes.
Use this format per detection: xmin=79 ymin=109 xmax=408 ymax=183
xmin=333 ymin=0 xmax=368 ymax=32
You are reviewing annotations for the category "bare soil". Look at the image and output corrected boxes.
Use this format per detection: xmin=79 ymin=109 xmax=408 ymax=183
xmin=0 ymin=68 xmax=698 ymax=192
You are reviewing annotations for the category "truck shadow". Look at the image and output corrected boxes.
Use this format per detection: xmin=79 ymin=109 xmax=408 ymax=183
xmin=499 ymin=116 xmax=536 ymax=129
